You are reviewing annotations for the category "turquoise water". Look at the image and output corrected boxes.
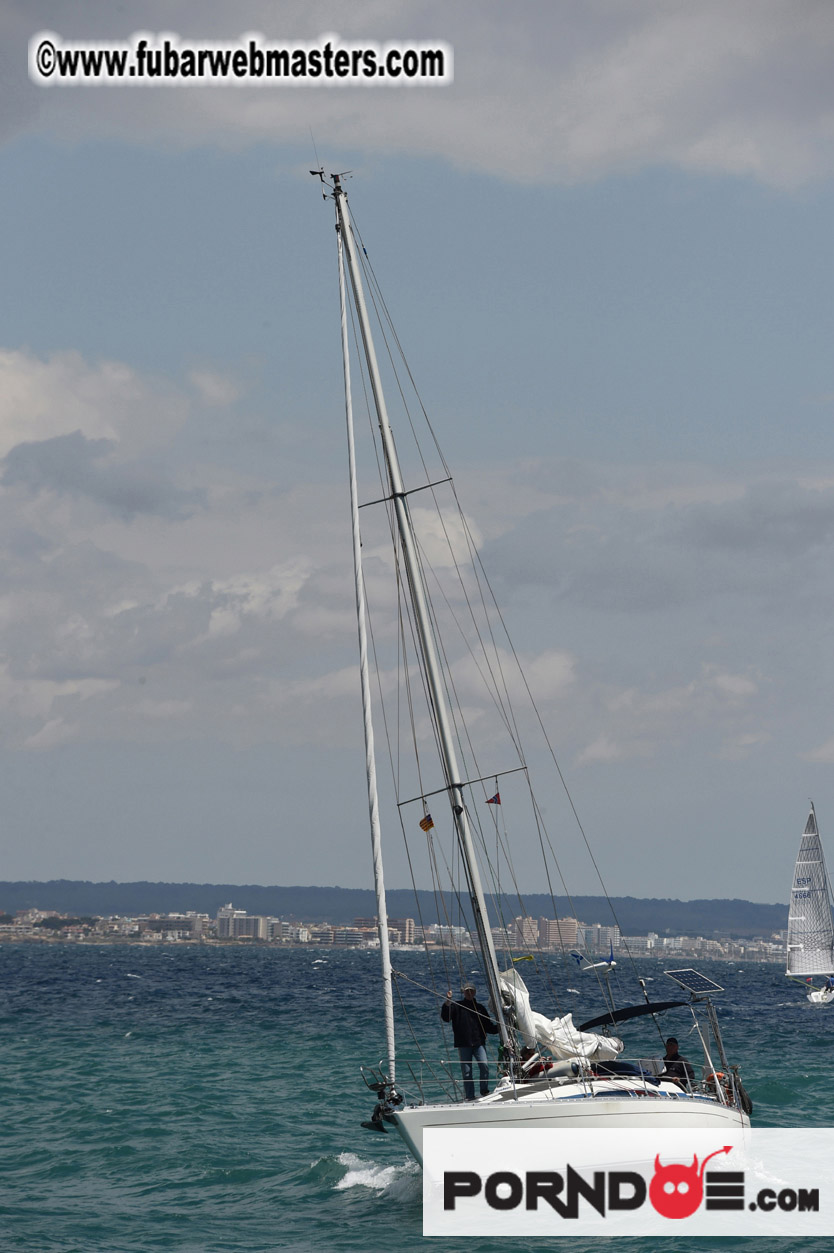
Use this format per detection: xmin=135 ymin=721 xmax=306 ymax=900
xmin=1 ymin=943 xmax=831 ymax=1251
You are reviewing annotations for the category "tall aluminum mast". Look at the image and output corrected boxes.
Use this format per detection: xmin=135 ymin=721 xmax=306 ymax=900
xmin=332 ymin=174 xmax=509 ymax=1046
xmin=337 ymin=225 xmax=396 ymax=1080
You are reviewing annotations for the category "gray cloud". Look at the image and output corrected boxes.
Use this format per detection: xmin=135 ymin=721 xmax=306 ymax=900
xmin=482 ymin=465 xmax=834 ymax=616
xmin=675 ymin=481 xmax=834 ymax=557
xmin=0 ymin=436 xmax=828 ymax=898
xmin=8 ymin=1 xmax=834 ymax=187
xmin=2 ymin=430 xmax=201 ymax=519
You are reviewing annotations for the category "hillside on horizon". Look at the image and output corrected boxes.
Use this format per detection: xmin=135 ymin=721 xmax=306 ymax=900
xmin=0 ymin=880 xmax=788 ymax=939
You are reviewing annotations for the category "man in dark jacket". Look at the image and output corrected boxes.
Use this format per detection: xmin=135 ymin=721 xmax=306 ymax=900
xmin=662 ymin=1037 xmax=695 ymax=1086
xmin=441 ymin=982 xmax=500 ymax=1099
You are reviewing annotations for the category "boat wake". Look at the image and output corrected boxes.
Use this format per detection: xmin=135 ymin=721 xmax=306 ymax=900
xmin=333 ymin=1151 xmax=419 ymax=1197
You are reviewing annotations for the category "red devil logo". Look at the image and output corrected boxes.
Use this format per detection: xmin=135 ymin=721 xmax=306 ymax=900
xmin=649 ymin=1146 xmax=732 ymax=1218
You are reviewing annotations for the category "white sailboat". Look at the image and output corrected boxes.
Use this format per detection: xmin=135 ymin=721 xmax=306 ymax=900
xmin=786 ymin=803 xmax=834 ymax=1005
xmin=321 ymin=171 xmax=751 ymax=1165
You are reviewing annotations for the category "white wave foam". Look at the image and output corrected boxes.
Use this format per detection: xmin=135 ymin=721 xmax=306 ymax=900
xmin=334 ymin=1150 xmax=418 ymax=1194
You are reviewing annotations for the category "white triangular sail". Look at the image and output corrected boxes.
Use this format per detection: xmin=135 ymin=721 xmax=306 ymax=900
xmin=786 ymin=804 xmax=834 ymax=978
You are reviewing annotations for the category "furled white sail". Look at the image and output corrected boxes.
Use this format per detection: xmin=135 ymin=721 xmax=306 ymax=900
xmin=498 ymin=969 xmax=623 ymax=1061
xmin=786 ymin=804 xmax=834 ymax=977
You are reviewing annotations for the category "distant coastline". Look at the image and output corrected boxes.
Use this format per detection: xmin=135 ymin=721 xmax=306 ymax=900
xmin=0 ymin=881 xmax=787 ymax=939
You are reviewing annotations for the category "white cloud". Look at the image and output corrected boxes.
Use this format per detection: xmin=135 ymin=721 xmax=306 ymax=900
xmin=706 ymin=669 xmax=758 ymax=701
xmin=576 ymin=734 xmax=651 ymax=766
xmin=189 ymin=368 xmax=241 ymax=407
xmin=520 ymin=649 xmax=577 ymax=702
xmin=567 ymin=660 xmax=766 ymax=768
xmin=606 ymin=664 xmax=758 ymax=723
xmin=198 ymin=561 xmax=311 ymax=639
xmin=0 ymin=341 xmax=823 ymax=796
xmin=719 ymin=729 xmax=771 ymax=761
xmin=0 ymin=349 xmax=190 ymax=460
xmin=0 ymin=665 xmax=118 ymax=722
xmin=803 ymin=737 xmax=834 ymax=764
xmin=135 ymin=698 xmax=192 ymax=719
xmin=411 ymin=504 xmax=482 ymax=570
xmin=23 ymin=716 xmax=78 ymax=749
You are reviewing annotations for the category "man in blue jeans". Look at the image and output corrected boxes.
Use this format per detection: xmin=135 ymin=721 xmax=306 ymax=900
xmin=441 ymin=982 xmax=500 ymax=1099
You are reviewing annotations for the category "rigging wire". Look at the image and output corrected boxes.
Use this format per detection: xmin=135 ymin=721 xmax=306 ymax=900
xmin=342 ymin=192 xmax=652 ymax=1060
xmin=355 ymin=221 xmax=638 ymax=973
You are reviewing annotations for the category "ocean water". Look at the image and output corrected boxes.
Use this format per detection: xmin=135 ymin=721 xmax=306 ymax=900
xmin=1 ymin=942 xmax=831 ymax=1252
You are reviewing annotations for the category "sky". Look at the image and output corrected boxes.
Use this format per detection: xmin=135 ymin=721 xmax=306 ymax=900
xmin=1 ymin=1 xmax=833 ymax=903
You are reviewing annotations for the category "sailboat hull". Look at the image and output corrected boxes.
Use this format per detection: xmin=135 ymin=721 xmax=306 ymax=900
xmin=807 ymin=986 xmax=834 ymax=1004
xmin=392 ymin=1083 xmax=749 ymax=1166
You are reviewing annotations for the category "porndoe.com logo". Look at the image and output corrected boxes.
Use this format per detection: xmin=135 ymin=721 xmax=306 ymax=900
xmin=424 ymin=1128 xmax=833 ymax=1237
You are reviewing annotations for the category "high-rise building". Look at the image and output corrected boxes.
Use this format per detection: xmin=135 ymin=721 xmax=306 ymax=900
xmin=232 ymin=915 xmax=269 ymax=940
xmin=216 ymin=903 xmax=247 ymax=938
xmin=537 ymin=916 xmax=580 ymax=949
xmin=512 ymin=916 xmax=539 ymax=947
xmin=354 ymin=916 xmax=416 ymax=943
xmin=582 ymin=923 xmax=621 ymax=955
